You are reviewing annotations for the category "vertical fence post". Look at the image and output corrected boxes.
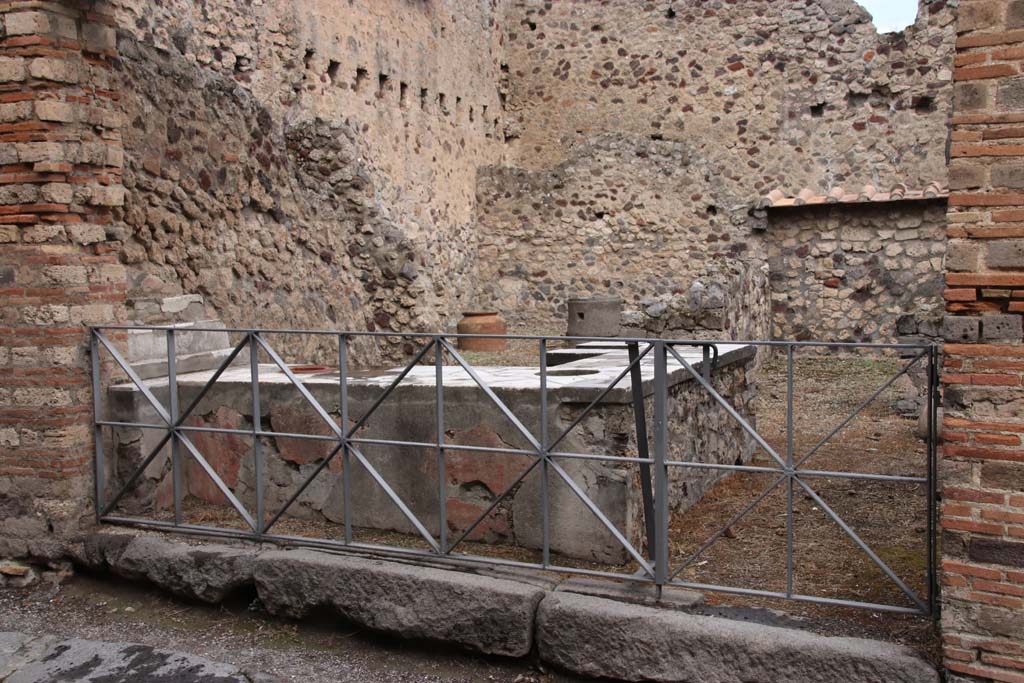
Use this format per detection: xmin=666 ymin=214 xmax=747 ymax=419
xmin=90 ymin=329 xmax=105 ymax=523
xmin=628 ymin=341 xmax=656 ymax=560
xmin=652 ymin=340 xmax=669 ymax=586
xmin=927 ymin=343 xmax=939 ymax=617
xmin=785 ymin=343 xmax=794 ymax=597
xmin=250 ymin=332 xmax=264 ymax=534
xmin=540 ymin=338 xmax=550 ymax=568
xmin=167 ymin=329 xmax=182 ymax=526
xmin=435 ymin=337 xmax=447 ymax=554
xmin=340 ymin=334 xmax=352 ymax=545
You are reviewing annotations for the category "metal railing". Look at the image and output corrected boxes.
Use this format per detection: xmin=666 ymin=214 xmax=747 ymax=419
xmin=89 ymin=325 xmax=939 ymax=617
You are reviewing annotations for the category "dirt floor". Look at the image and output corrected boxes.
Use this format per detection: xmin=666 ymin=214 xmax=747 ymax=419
xmin=669 ymin=351 xmax=939 ymax=662
xmin=0 ymin=574 xmax=583 ymax=683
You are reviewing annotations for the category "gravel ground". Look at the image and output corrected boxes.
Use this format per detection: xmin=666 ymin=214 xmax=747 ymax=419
xmin=0 ymin=574 xmax=587 ymax=683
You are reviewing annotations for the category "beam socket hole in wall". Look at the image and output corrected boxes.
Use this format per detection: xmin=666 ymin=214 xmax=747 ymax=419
xmin=707 ymin=205 xmax=718 ymax=216
xmin=327 ymin=60 xmax=340 ymax=85
xmin=438 ymin=92 xmax=448 ymax=116
xmin=469 ymin=105 xmax=474 ymax=122
xmin=377 ymin=73 xmax=390 ymax=98
xmin=912 ymin=95 xmax=935 ymax=113
xmin=666 ymin=7 xmax=676 ymax=19
xmin=399 ymin=81 xmax=408 ymax=108
xmin=419 ymin=87 xmax=428 ymax=110
xmin=303 ymin=48 xmax=315 ymax=70
xmin=354 ymin=67 xmax=369 ymax=92
xmin=526 ymin=19 xmax=537 ymax=31
xmin=810 ymin=102 xmax=826 ymax=118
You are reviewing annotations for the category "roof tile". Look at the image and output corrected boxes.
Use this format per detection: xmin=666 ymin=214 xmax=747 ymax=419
xmin=757 ymin=181 xmax=949 ymax=209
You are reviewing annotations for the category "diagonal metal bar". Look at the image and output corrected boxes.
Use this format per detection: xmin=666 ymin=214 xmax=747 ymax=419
xmin=346 ymin=338 xmax=436 ymax=436
xmin=178 ymin=432 xmax=257 ymax=531
xmin=101 ymin=429 xmax=173 ymax=516
xmin=794 ymin=350 xmax=926 ymax=470
xmin=794 ymin=477 xmax=928 ymax=612
xmin=441 ymin=340 xmax=543 ymax=452
xmin=176 ymin=335 xmax=250 ymax=427
xmin=446 ymin=457 xmax=542 ymax=552
xmin=348 ymin=443 xmax=440 ymax=553
xmin=263 ymin=440 xmax=345 ymax=533
xmin=102 ymin=334 xmax=252 ymax=517
xmin=255 ymin=334 xmax=343 ymax=439
xmin=547 ymin=344 xmax=652 ymax=452
xmin=667 ymin=345 xmax=786 ymax=468
xmin=94 ymin=331 xmax=171 ymax=425
xmin=669 ymin=475 xmax=786 ymax=580
xmin=547 ymin=458 xmax=654 ymax=576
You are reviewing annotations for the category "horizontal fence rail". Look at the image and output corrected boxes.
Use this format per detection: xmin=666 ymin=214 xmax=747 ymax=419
xmin=88 ymin=325 xmax=939 ymax=617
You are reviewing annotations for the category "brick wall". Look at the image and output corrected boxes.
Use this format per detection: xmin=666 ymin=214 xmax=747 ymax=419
xmin=942 ymin=2 xmax=1024 ymax=681
xmin=0 ymin=0 xmax=125 ymax=559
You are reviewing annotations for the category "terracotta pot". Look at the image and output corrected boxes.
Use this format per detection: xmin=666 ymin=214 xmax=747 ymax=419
xmin=288 ymin=364 xmax=330 ymax=374
xmin=457 ymin=311 xmax=507 ymax=352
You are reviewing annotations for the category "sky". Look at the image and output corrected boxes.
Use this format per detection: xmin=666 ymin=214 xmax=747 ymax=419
xmin=854 ymin=0 xmax=919 ymax=33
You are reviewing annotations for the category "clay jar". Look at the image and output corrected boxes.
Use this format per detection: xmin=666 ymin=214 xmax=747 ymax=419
xmin=457 ymin=311 xmax=507 ymax=352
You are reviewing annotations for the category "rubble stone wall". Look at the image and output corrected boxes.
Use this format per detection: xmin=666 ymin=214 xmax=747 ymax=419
xmin=108 ymin=0 xmax=508 ymax=360
xmin=765 ymin=201 xmax=947 ymax=342
xmin=473 ymin=0 xmax=955 ymax=332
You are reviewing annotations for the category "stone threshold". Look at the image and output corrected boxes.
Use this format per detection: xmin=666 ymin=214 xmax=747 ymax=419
xmin=70 ymin=530 xmax=939 ymax=683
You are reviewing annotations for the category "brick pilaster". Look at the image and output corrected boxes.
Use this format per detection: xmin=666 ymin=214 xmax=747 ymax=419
xmin=0 ymin=0 xmax=125 ymax=558
xmin=943 ymin=2 xmax=1024 ymax=681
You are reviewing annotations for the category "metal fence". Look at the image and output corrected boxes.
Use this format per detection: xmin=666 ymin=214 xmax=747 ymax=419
xmin=89 ymin=325 xmax=939 ymax=617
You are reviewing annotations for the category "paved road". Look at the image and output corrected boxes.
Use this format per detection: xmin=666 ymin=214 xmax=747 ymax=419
xmin=0 ymin=574 xmax=587 ymax=683
xmin=1 ymin=631 xmax=271 ymax=682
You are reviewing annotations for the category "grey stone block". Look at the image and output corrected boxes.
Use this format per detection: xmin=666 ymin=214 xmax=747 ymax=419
xmin=999 ymin=76 xmax=1024 ymax=111
xmin=1009 ymin=0 xmax=1024 ymax=28
xmin=535 ymin=592 xmax=938 ymax=683
xmin=981 ymin=314 xmax=1023 ymax=341
xmin=991 ymin=164 xmax=1024 ymax=189
xmin=956 ymin=81 xmax=990 ymax=112
xmin=969 ymin=537 xmax=1024 ymax=568
xmin=254 ymin=549 xmax=544 ymax=656
xmin=945 ymin=241 xmax=980 ymax=272
xmin=943 ymin=316 xmax=980 ymax=342
xmin=987 ymin=239 xmax=1024 ymax=269
xmin=81 ymin=533 xmax=255 ymax=603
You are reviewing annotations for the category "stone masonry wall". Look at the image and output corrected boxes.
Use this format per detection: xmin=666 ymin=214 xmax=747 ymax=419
xmin=106 ymin=0 xmax=507 ymax=360
xmin=475 ymin=133 xmax=769 ymax=332
xmin=766 ymin=201 xmax=947 ymax=342
xmin=940 ymin=2 xmax=1024 ymax=682
xmin=0 ymin=0 xmax=127 ymax=558
xmin=472 ymin=0 xmax=956 ymax=333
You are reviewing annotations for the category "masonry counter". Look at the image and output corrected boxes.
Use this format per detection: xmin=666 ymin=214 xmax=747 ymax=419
xmin=103 ymin=342 xmax=758 ymax=564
